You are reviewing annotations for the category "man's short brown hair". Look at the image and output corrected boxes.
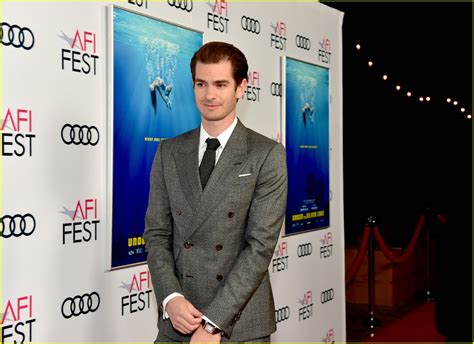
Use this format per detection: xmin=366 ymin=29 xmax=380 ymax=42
xmin=190 ymin=41 xmax=248 ymax=86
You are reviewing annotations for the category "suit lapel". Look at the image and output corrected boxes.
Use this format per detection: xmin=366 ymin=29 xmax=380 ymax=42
xmin=173 ymin=128 xmax=202 ymax=212
xmin=191 ymin=120 xmax=248 ymax=235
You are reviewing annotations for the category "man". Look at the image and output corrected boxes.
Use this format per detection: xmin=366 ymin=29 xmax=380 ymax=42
xmin=144 ymin=41 xmax=287 ymax=343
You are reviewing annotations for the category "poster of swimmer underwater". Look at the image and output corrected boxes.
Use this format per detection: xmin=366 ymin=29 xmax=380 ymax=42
xmin=108 ymin=6 xmax=202 ymax=269
xmin=282 ymin=56 xmax=330 ymax=236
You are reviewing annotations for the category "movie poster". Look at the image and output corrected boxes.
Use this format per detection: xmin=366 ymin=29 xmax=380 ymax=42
xmin=283 ymin=57 xmax=330 ymax=235
xmin=108 ymin=6 xmax=202 ymax=268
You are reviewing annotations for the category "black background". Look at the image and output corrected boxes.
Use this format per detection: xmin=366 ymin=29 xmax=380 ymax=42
xmin=320 ymin=1 xmax=471 ymax=243
xmin=320 ymin=2 xmax=472 ymax=339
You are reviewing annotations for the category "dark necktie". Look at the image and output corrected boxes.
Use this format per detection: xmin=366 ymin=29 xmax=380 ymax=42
xmin=199 ymin=138 xmax=220 ymax=189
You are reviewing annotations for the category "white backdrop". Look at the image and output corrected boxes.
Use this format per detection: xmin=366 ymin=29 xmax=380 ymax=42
xmin=2 ymin=1 xmax=345 ymax=342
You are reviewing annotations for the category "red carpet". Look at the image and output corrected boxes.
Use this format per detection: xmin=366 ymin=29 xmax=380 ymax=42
xmin=366 ymin=302 xmax=446 ymax=342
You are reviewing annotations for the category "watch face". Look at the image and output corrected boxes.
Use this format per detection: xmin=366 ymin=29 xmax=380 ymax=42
xmin=203 ymin=322 xmax=218 ymax=334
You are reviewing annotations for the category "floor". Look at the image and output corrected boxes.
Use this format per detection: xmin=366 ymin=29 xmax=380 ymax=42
xmin=345 ymin=296 xmax=445 ymax=342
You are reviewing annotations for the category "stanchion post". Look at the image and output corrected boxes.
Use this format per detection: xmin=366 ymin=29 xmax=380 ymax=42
xmin=363 ymin=216 xmax=381 ymax=329
xmin=424 ymin=207 xmax=435 ymax=302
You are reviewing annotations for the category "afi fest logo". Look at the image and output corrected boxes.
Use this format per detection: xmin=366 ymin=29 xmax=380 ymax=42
xmin=60 ymin=29 xmax=99 ymax=75
xmin=1 ymin=295 xmax=36 ymax=343
xmin=298 ymin=290 xmax=313 ymax=321
xmin=320 ymin=231 xmax=333 ymax=259
xmin=120 ymin=270 xmax=153 ymax=316
xmin=1 ymin=108 xmax=35 ymax=157
xmin=243 ymin=70 xmax=260 ymax=102
xmin=207 ymin=0 xmax=229 ymax=34
xmin=323 ymin=328 xmax=335 ymax=343
xmin=318 ymin=38 xmax=331 ymax=64
xmin=272 ymin=241 xmax=288 ymax=273
xmin=270 ymin=21 xmax=286 ymax=50
xmin=61 ymin=199 xmax=100 ymax=245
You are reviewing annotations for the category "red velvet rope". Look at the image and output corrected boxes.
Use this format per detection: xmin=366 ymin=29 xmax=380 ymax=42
xmin=345 ymin=212 xmax=448 ymax=284
xmin=373 ymin=215 xmax=426 ymax=263
xmin=345 ymin=224 xmax=371 ymax=285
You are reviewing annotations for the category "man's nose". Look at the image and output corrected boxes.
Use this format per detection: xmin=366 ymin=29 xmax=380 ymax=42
xmin=205 ymin=86 xmax=217 ymax=100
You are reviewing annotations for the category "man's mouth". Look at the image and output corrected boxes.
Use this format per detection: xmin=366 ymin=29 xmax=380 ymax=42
xmin=203 ymin=103 xmax=219 ymax=109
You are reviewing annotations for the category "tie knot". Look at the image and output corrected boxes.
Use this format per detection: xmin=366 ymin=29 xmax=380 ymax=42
xmin=206 ymin=138 xmax=220 ymax=151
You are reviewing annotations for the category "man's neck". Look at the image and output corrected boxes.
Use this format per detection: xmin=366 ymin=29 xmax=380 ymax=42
xmin=201 ymin=113 xmax=236 ymax=137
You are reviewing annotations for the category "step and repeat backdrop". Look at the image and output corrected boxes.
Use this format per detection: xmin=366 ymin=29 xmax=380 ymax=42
xmin=2 ymin=1 xmax=345 ymax=342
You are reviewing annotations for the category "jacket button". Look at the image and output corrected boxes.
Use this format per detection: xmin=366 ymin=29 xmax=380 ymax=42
xmin=216 ymin=274 xmax=223 ymax=281
xmin=176 ymin=209 xmax=182 ymax=216
xmin=216 ymin=244 xmax=223 ymax=251
xmin=228 ymin=212 xmax=235 ymax=218
xmin=184 ymin=241 xmax=193 ymax=249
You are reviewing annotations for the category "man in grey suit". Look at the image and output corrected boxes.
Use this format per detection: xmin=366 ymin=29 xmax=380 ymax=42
xmin=144 ymin=41 xmax=287 ymax=343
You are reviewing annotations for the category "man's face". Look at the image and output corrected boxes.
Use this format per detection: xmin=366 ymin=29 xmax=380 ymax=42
xmin=193 ymin=60 xmax=247 ymax=124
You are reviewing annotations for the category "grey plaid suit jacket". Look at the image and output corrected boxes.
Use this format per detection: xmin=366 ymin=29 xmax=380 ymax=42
xmin=144 ymin=120 xmax=287 ymax=341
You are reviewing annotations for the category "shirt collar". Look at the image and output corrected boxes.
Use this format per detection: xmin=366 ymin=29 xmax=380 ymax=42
xmin=199 ymin=117 xmax=238 ymax=151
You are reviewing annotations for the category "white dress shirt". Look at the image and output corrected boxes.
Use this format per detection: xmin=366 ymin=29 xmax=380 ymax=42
xmin=198 ymin=116 xmax=238 ymax=165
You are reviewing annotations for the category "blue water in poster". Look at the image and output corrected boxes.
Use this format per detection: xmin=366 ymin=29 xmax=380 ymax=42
xmin=285 ymin=58 xmax=330 ymax=235
xmin=112 ymin=7 xmax=202 ymax=268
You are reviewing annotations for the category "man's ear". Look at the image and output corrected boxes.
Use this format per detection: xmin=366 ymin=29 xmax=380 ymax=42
xmin=235 ymin=78 xmax=247 ymax=99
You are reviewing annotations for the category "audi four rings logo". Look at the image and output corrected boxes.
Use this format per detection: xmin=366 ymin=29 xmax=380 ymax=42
xmin=275 ymin=306 xmax=290 ymax=323
xmin=241 ymin=16 xmax=260 ymax=34
xmin=297 ymin=243 xmax=312 ymax=257
xmin=295 ymin=35 xmax=311 ymax=50
xmin=167 ymin=0 xmax=193 ymax=12
xmin=61 ymin=292 xmax=101 ymax=318
xmin=320 ymin=288 xmax=335 ymax=304
xmin=1 ymin=22 xmax=35 ymax=50
xmin=270 ymin=82 xmax=282 ymax=97
xmin=1 ymin=214 xmax=36 ymax=238
xmin=61 ymin=124 xmax=100 ymax=146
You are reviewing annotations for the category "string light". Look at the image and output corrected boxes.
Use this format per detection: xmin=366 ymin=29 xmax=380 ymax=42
xmin=356 ymin=43 xmax=469 ymax=120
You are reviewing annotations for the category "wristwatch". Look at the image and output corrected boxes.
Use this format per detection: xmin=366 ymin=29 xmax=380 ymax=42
xmin=201 ymin=319 xmax=223 ymax=335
